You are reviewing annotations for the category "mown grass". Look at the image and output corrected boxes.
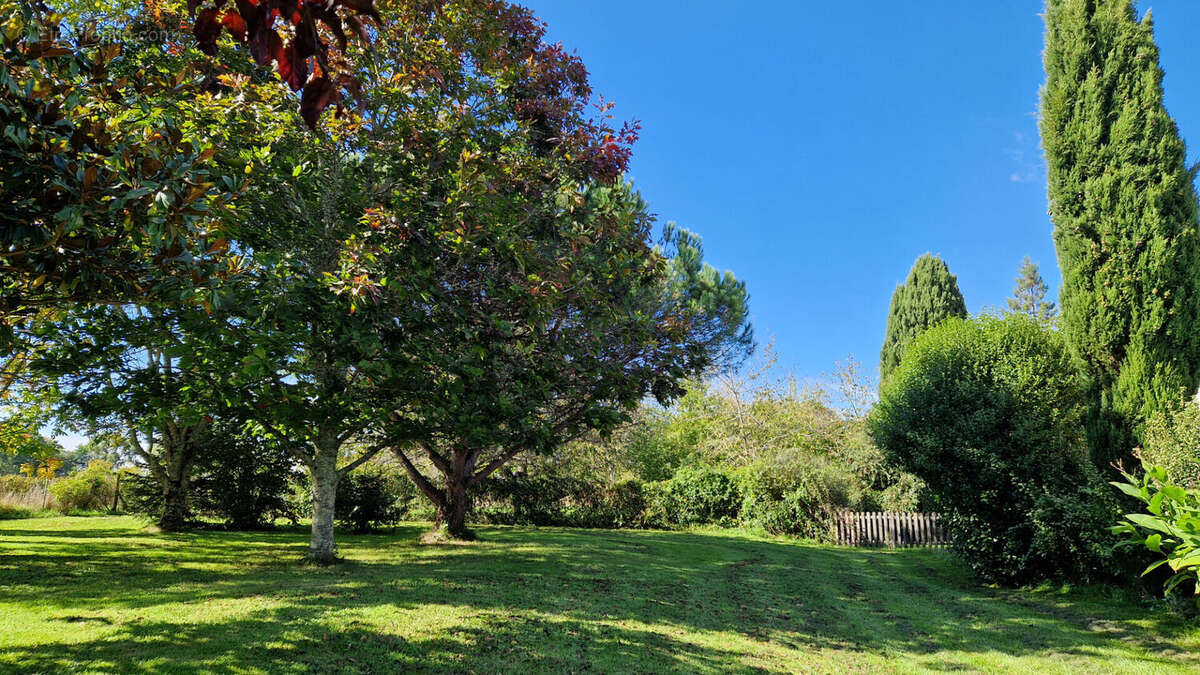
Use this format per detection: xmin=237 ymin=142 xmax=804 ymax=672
xmin=0 ymin=516 xmax=1197 ymax=673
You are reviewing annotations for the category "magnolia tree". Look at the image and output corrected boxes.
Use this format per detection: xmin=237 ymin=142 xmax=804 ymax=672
xmin=285 ymin=0 xmax=753 ymax=540
xmin=29 ymin=304 xmax=246 ymax=530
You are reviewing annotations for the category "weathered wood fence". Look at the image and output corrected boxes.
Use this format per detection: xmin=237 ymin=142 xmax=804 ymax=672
xmin=834 ymin=511 xmax=949 ymax=548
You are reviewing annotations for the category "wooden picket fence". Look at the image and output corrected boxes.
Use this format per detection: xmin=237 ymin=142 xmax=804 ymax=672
xmin=834 ymin=511 xmax=949 ymax=548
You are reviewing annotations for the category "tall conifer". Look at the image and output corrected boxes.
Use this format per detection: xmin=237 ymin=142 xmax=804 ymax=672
xmin=1041 ymin=0 xmax=1200 ymax=467
xmin=880 ymin=254 xmax=967 ymax=382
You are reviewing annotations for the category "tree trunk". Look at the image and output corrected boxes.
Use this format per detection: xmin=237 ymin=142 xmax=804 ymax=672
xmin=307 ymin=448 xmax=341 ymax=564
xmin=435 ymin=471 xmax=473 ymax=540
xmin=159 ymin=478 xmax=188 ymax=531
xmin=151 ymin=419 xmax=202 ymax=532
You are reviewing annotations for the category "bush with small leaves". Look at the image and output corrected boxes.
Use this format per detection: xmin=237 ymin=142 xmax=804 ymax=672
xmin=654 ymin=466 xmax=741 ymax=527
xmin=738 ymin=449 xmax=861 ymax=540
xmin=49 ymin=460 xmax=115 ymax=513
xmin=1142 ymin=403 xmax=1200 ymax=490
xmin=334 ymin=466 xmax=414 ymax=533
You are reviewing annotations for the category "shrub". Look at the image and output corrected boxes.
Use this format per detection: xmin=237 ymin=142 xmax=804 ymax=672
xmin=738 ymin=449 xmax=861 ymax=540
xmin=876 ymin=472 xmax=927 ymax=513
xmin=655 ymin=466 xmax=741 ymax=527
xmin=475 ymin=472 xmax=574 ymax=526
xmin=564 ymin=478 xmax=648 ymax=529
xmin=120 ymin=428 xmax=302 ymax=529
xmin=334 ymin=465 xmax=414 ymax=533
xmin=869 ymin=314 xmax=1117 ymax=584
xmin=475 ymin=471 xmax=649 ymax=529
xmin=189 ymin=433 xmax=302 ymax=529
xmin=1142 ymin=402 xmax=1200 ymax=489
xmin=0 ymin=474 xmax=44 ymax=510
xmin=1112 ymin=463 xmax=1200 ymax=606
xmin=49 ymin=460 xmax=116 ymax=512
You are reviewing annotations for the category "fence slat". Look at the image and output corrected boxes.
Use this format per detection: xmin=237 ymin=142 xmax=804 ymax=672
xmin=834 ymin=512 xmax=944 ymax=548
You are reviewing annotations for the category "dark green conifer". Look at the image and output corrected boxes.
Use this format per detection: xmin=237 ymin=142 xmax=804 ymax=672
xmin=1041 ymin=0 xmax=1200 ymax=467
xmin=879 ymin=254 xmax=967 ymax=382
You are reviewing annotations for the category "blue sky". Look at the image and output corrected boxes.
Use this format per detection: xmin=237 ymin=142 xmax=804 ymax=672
xmin=524 ymin=1 xmax=1200 ymax=383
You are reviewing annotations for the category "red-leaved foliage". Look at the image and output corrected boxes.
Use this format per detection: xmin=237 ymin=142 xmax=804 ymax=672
xmin=188 ymin=0 xmax=380 ymax=127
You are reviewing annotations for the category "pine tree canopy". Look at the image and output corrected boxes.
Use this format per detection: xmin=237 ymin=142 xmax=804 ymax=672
xmin=1041 ymin=0 xmax=1200 ymax=466
xmin=879 ymin=254 xmax=967 ymax=382
xmin=1007 ymin=256 xmax=1058 ymax=323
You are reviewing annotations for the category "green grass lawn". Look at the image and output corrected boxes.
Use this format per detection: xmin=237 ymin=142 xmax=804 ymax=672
xmin=0 ymin=516 xmax=1197 ymax=674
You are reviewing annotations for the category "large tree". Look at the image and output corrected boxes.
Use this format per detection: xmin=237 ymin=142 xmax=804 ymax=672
xmin=1041 ymin=0 xmax=1200 ymax=468
xmin=879 ymin=254 xmax=967 ymax=382
xmin=378 ymin=186 xmax=753 ymax=538
xmin=30 ymin=303 xmax=244 ymax=530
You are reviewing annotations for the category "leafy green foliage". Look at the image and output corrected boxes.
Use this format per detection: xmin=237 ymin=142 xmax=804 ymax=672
xmin=189 ymin=429 xmax=302 ymax=529
xmin=1112 ymin=463 xmax=1200 ymax=604
xmin=879 ymin=254 xmax=967 ymax=382
xmin=29 ymin=302 xmax=251 ymax=530
xmin=333 ymin=464 xmax=414 ymax=533
xmin=870 ymin=314 xmax=1118 ymax=584
xmin=0 ymin=1 xmax=253 ymax=321
xmin=1142 ymin=401 xmax=1200 ymax=490
xmin=1041 ymin=0 xmax=1200 ymax=468
xmin=475 ymin=471 xmax=649 ymax=530
xmin=653 ymin=466 xmax=741 ymax=527
xmin=48 ymin=459 xmax=115 ymax=513
xmin=739 ymin=449 xmax=861 ymax=540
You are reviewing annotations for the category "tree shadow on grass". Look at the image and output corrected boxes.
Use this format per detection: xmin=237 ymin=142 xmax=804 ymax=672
xmin=0 ymin=521 xmax=1197 ymax=672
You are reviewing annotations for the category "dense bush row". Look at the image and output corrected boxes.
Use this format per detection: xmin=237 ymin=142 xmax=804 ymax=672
xmin=472 ymin=454 xmax=895 ymax=541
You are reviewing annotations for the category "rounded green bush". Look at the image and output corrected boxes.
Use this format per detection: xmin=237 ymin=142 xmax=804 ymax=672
xmin=49 ymin=460 xmax=115 ymax=513
xmin=738 ymin=449 xmax=859 ymax=540
xmin=657 ymin=466 xmax=741 ymax=526
xmin=868 ymin=314 xmax=1118 ymax=584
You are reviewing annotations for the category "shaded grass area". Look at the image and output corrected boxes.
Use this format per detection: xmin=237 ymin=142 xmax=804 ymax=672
xmin=0 ymin=517 xmax=1197 ymax=673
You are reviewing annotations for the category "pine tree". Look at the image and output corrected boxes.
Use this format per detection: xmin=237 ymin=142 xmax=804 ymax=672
xmin=880 ymin=254 xmax=967 ymax=382
xmin=1041 ymin=0 xmax=1200 ymax=468
xmin=1006 ymin=256 xmax=1057 ymax=323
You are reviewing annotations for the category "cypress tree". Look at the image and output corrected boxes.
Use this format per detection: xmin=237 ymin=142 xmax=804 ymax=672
xmin=1041 ymin=0 xmax=1200 ymax=468
xmin=879 ymin=253 xmax=967 ymax=382
xmin=1006 ymin=256 xmax=1058 ymax=323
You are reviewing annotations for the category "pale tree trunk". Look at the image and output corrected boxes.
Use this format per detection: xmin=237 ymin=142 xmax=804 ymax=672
xmin=306 ymin=429 xmax=342 ymax=564
xmin=145 ymin=419 xmax=203 ymax=532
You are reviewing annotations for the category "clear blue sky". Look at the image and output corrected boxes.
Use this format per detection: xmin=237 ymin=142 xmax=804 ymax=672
xmin=524 ymin=1 xmax=1200 ymax=382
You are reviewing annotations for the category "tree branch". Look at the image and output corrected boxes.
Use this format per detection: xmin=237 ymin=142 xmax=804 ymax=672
xmin=392 ymin=445 xmax=443 ymax=506
xmin=337 ymin=444 xmax=384 ymax=477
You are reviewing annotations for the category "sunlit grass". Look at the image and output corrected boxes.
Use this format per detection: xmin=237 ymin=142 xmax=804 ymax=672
xmin=0 ymin=516 xmax=1196 ymax=673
